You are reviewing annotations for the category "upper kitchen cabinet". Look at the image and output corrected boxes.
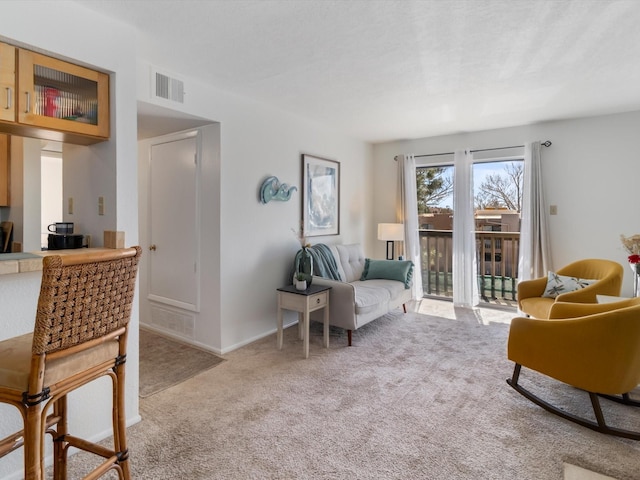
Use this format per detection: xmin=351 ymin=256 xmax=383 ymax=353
xmin=0 ymin=42 xmax=110 ymax=145
xmin=0 ymin=134 xmax=9 ymax=206
xmin=0 ymin=43 xmax=16 ymax=124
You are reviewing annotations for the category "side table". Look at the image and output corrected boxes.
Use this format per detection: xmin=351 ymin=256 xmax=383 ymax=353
xmin=277 ymin=284 xmax=331 ymax=358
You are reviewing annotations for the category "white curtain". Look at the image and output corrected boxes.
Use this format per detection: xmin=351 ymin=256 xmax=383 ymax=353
xmin=452 ymin=150 xmax=479 ymax=307
xmin=396 ymin=154 xmax=423 ymax=300
xmin=518 ymin=141 xmax=552 ymax=282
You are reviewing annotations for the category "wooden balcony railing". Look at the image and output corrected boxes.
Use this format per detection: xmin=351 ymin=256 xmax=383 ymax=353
xmin=419 ymin=230 xmax=520 ymax=305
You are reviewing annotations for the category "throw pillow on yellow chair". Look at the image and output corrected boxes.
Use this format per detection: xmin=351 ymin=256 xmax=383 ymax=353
xmin=517 ymin=259 xmax=624 ymax=318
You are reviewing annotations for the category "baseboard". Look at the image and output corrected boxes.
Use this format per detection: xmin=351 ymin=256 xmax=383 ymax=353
xmin=219 ymin=321 xmax=299 ymax=355
xmin=140 ymin=320 xmax=300 ymax=357
xmin=141 ymin=324 xmax=224 ymax=356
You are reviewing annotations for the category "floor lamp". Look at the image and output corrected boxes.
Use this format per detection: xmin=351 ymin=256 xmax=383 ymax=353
xmin=378 ymin=223 xmax=404 ymax=260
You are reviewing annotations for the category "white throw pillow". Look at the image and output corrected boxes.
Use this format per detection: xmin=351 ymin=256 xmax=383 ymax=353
xmin=542 ymin=271 xmax=597 ymax=299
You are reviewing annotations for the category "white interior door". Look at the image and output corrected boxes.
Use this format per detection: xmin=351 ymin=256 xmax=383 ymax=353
xmin=148 ymin=132 xmax=200 ymax=311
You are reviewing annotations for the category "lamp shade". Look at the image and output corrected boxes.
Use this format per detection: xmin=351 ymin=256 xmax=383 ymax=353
xmin=377 ymin=223 xmax=404 ymax=241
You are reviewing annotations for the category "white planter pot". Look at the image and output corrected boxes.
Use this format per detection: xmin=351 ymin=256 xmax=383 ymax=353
xmin=295 ymin=280 xmax=307 ymax=291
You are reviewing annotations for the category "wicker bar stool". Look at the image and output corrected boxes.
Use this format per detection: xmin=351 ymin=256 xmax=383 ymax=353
xmin=0 ymin=246 xmax=141 ymax=479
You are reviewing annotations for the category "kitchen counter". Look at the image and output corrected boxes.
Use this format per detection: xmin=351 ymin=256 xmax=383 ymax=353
xmin=0 ymin=248 xmax=116 ymax=275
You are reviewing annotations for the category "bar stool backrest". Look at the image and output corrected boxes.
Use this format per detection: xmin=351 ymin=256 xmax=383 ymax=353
xmin=32 ymin=247 xmax=142 ymax=355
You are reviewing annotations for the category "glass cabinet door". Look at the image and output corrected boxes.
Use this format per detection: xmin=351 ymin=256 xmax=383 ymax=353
xmin=17 ymin=49 xmax=109 ymax=139
xmin=0 ymin=42 xmax=16 ymax=124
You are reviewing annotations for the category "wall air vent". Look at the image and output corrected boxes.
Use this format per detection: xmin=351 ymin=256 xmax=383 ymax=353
xmin=151 ymin=67 xmax=185 ymax=104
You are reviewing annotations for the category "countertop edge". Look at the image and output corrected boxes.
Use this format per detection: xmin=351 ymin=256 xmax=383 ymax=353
xmin=0 ymin=248 xmax=120 ymax=276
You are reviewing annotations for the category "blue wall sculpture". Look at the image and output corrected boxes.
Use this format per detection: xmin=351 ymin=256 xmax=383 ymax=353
xmin=260 ymin=176 xmax=297 ymax=204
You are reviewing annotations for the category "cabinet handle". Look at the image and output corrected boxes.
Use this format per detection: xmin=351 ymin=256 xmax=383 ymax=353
xmin=316 ymin=298 xmax=321 ymax=304
xmin=149 ymin=244 xmax=157 ymax=251
xmin=25 ymin=91 xmax=30 ymax=114
xmin=4 ymin=88 xmax=11 ymax=110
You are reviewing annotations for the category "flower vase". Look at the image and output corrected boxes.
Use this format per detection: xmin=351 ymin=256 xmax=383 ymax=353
xmin=294 ymin=247 xmax=314 ymax=287
xmin=630 ymin=262 xmax=640 ymax=297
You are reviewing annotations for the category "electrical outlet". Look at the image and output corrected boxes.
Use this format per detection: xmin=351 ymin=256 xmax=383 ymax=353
xmin=68 ymin=197 xmax=74 ymax=215
xmin=550 ymin=205 xmax=558 ymax=215
xmin=98 ymin=196 xmax=104 ymax=216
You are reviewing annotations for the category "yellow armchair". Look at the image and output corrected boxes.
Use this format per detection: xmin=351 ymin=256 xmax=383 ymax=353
xmin=548 ymin=296 xmax=640 ymax=319
xmin=507 ymin=302 xmax=640 ymax=439
xmin=517 ymin=259 xmax=623 ymax=318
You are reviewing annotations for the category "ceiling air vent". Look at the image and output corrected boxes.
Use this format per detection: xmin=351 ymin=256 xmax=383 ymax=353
xmin=151 ymin=68 xmax=185 ymax=104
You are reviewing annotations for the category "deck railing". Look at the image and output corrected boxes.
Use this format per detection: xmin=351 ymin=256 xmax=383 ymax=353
xmin=419 ymin=230 xmax=520 ymax=304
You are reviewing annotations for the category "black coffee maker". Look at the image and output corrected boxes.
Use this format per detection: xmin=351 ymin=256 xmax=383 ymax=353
xmin=47 ymin=222 xmax=85 ymax=250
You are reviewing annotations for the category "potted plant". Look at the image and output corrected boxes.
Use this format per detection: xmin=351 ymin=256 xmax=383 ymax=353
xmin=294 ymin=272 xmax=307 ymax=291
xmin=292 ymin=225 xmax=313 ymax=287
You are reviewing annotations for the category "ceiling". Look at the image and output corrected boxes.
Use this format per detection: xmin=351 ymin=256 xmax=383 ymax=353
xmin=78 ymin=0 xmax=640 ymax=144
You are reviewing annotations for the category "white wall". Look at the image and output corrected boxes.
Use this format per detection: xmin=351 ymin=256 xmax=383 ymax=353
xmin=0 ymin=2 xmax=139 ymax=478
xmin=62 ymin=143 xmax=118 ymax=246
xmin=21 ymin=138 xmax=42 ymax=253
xmin=372 ymin=111 xmax=640 ymax=297
xmin=136 ymin=60 xmax=372 ymax=353
xmin=8 ymin=137 xmax=47 ymax=252
xmin=7 ymin=138 xmax=23 ymax=249
xmin=41 ymin=154 xmax=63 ymax=249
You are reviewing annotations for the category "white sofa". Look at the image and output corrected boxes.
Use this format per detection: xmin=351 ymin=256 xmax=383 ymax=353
xmin=310 ymin=244 xmax=413 ymax=345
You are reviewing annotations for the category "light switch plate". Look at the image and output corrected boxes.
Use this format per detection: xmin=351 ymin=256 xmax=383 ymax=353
xmin=549 ymin=205 xmax=558 ymax=215
xmin=98 ymin=196 xmax=105 ymax=216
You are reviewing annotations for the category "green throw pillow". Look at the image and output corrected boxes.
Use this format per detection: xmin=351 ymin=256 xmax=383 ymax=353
xmin=360 ymin=259 xmax=414 ymax=289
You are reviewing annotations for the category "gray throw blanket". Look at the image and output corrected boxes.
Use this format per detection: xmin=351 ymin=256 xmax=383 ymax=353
xmin=307 ymin=244 xmax=341 ymax=280
xmin=292 ymin=244 xmax=341 ymax=281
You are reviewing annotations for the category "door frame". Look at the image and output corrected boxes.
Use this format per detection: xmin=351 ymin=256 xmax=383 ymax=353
xmin=146 ymin=129 xmax=202 ymax=312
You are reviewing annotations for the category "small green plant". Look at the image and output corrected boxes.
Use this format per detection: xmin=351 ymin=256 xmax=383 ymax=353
xmin=295 ymin=272 xmax=306 ymax=281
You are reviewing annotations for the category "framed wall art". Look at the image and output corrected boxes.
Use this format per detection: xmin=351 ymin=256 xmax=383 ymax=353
xmin=301 ymin=154 xmax=340 ymax=237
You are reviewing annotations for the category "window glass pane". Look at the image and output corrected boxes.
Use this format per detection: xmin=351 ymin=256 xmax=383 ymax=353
xmin=417 ymin=165 xmax=454 ymax=299
xmin=473 ymin=160 xmax=523 ymax=307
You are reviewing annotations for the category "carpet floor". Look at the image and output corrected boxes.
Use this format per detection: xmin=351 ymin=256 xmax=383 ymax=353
xmin=64 ymin=303 xmax=640 ymax=479
xmin=139 ymin=329 xmax=225 ymax=398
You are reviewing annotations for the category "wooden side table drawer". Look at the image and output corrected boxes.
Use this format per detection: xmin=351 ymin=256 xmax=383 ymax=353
xmin=310 ymin=292 xmax=328 ymax=309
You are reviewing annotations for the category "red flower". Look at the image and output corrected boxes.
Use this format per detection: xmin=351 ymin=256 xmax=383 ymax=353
xmin=629 ymin=254 xmax=640 ymax=264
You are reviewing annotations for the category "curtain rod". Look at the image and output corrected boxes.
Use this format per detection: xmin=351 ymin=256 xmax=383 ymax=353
xmin=394 ymin=141 xmax=552 ymax=160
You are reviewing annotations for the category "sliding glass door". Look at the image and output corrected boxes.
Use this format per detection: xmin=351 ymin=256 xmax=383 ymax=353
xmin=473 ymin=160 xmax=523 ymax=306
xmin=417 ymin=154 xmax=523 ymax=307
xmin=417 ymin=164 xmax=455 ymax=299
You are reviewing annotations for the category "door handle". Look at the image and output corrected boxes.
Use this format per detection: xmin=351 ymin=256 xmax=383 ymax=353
xmin=149 ymin=244 xmax=157 ymax=251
